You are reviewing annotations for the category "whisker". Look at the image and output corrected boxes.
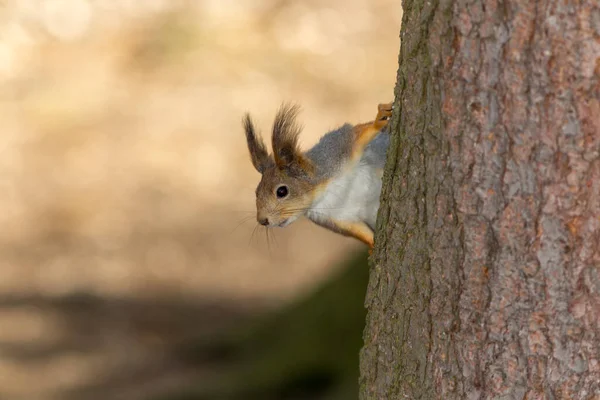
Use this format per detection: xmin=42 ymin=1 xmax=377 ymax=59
xmin=230 ymin=215 xmax=257 ymax=235
xmin=302 ymin=210 xmax=329 ymax=219
xmin=265 ymin=227 xmax=273 ymax=258
xmin=277 ymin=205 xmax=347 ymax=217
xmin=269 ymin=227 xmax=279 ymax=248
xmin=301 ymin=206 xmax=346 ymax=211
xmin=249 ymin=224 xmax=259 ymax=246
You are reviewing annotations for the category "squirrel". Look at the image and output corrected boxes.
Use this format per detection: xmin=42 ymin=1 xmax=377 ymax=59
xmin=242 ymin=102 xmax=392 ymax=251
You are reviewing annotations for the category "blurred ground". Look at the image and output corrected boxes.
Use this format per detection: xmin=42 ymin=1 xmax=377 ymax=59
xmin=0 ymin=1 xmax=401 ymax=399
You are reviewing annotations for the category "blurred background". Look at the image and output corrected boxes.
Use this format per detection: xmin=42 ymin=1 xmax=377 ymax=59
xmin=0 ymin=1 xmax=401 ymax=399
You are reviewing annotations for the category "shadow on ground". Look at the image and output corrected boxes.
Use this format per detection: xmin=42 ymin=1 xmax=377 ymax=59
xmin=0 ymin=252 xmax=369 ymax=400
xmin=162 ymin=251 xmax=370 ymax=400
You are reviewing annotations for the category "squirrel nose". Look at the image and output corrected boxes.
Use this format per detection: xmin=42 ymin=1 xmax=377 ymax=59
xmin=258 ymin=217 xmax=270 ymax=226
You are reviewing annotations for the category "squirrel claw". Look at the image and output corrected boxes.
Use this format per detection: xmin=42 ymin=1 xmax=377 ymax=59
xmin=374 ymin=102 xmax=393 ymax=130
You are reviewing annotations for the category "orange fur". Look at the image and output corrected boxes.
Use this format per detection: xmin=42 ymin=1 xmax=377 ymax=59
xmin=350 ymin=102 xmax=392 ymax=161
xmin=307 ymin=102 xmax=391 ymax=251
xmin=331 ymin=220 xmax=375 ymax=248
xmin=311 ymin=216 xmax=375 ymax=249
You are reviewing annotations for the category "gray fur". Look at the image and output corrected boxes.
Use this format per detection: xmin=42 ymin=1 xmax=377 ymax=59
xmin=306 ymin=127 xmax=389 ymax=231
xmin=362 ymin=131 xmax=389 ymax=169
xmin=305 ymin=124 xmax=389 ymax=181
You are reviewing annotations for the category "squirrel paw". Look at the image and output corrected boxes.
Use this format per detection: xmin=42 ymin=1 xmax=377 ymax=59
xmin=373 ymin=102 xmax=393 ymax=130
xmin=368 ymin=242 xmax=375 ymax=255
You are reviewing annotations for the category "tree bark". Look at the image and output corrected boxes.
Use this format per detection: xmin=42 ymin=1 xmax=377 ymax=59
xmin=360 ymin=0 xmax=600 ymax=398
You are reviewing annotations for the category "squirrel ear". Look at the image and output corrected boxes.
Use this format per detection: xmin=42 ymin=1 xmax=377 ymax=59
xmin=271 ymin=103 xmax=314 ymax=175
xmin=243 ymin=113 xmax=271 ymax=173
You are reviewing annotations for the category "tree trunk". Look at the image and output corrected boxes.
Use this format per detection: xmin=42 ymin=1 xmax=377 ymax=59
xmin=360 ymin=0 xmax=600 ymax=398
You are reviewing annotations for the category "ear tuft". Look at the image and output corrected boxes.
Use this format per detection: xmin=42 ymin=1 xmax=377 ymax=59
xmin=271 ymin=104 xmax=313 ymax=175
xmin=243 ymin=113 xmax=270 ymax=173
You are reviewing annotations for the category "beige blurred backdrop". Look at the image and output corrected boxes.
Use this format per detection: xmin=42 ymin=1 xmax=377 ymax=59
xmin=0 ymin=1 xmax=401 ymax=399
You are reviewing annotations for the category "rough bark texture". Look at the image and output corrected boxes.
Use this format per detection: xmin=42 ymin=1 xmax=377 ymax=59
xmin=360 ymin=0 xmax=600 ymax=398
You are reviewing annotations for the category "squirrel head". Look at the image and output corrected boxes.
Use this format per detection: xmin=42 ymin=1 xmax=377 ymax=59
xmin=243 ymin=104 xmax=316 ymax=228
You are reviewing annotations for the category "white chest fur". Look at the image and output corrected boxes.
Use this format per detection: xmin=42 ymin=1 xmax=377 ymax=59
xmin=306 ymin=159 xmax=383 ymax=230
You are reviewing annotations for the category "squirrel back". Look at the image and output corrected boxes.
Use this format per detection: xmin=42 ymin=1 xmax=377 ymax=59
xmin=306 ymin=127 xmax=389 ymax=231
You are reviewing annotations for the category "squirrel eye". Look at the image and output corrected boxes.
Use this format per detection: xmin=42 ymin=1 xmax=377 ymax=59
xmin=276 ymin=185 xmax=289 ymax=198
